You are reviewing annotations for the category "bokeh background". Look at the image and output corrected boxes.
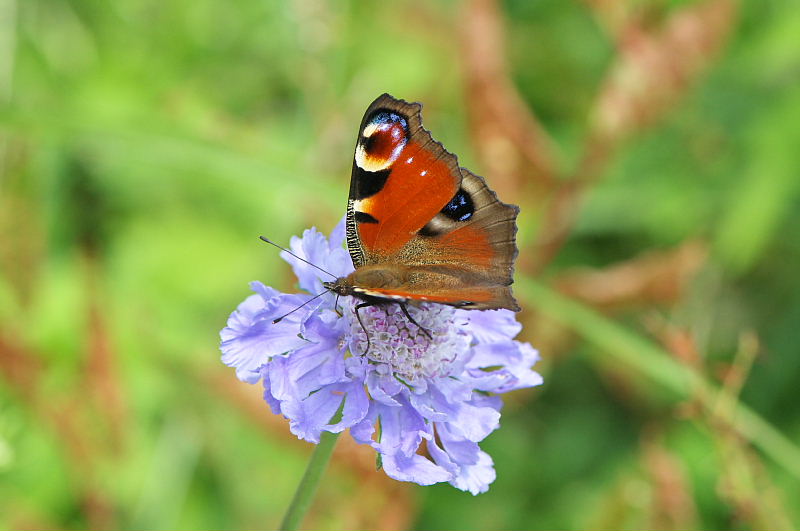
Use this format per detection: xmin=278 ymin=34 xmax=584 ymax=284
xmin=2 ymin=0 xmax=799 ymax=529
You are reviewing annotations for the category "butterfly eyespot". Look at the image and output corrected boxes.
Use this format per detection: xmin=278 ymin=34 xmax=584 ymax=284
xmin=355 ymin=110 xmax=409 ymax=172
xmin=367 ymin=110 xmax=407 ymax=129
xmin=441 ymin=188 xmax=474 ymax=222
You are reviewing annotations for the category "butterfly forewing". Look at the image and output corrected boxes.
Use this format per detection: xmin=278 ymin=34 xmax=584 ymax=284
xmin=347 ymin=94 xmax=462 ymax=265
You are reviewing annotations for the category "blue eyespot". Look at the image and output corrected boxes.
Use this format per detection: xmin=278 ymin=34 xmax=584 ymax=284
xmin=442 ymin=189 xmax=473 ymax=221
xmin=369 ymin=111 xmax=407 ymax=131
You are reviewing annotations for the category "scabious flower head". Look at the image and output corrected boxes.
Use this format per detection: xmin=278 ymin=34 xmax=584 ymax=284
xmin=220 ymin=218 xmax=542 ymax=494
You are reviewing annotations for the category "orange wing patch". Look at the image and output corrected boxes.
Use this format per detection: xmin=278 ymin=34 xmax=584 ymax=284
xmin=433 ymin=224 xmax=494 ymax=269
xmin=356 ymin=140 xmax=458 ymax=257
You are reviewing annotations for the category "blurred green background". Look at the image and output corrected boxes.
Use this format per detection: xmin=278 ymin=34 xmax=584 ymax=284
xmin=2 ymin=0 xmax=800 ymax=529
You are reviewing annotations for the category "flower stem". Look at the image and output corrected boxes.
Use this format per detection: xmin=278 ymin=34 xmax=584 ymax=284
xmin=279 ymin=430 xmax=340 ymax=531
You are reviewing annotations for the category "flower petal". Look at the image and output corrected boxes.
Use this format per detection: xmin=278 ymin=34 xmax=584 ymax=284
xmin=382 ymin=452 xmax=453 ymax=485
xmin=449 ymin=450 xmax=496 ymax=495
xmin=220 ymin=289 xmax=310 ymax=384
xmin=325 ymin=380 xmax=370 ymax=433
xmin=284 ymin=383 xmax=345 ymax=443
xmin=430 ymin=424 xmax=496 ymax=495
xmin=464 ymin=308 xmax=522 ymax=344
xmin=463 ymin=341 xmax=543 ymax=393
xmin=302 ymin=308 xmax=348 ymax=342
xmin=267 ymin=340 xmax=345 ymax=406
xmin=328 ymin=216 xmax=347 ymax=250
xmin=365 ymin=365 xmax=404 ymax=406
xmin=379 ymin=397 xmax=432 ymax=456
xmin=446 ymin=402 xmax=500 ymax=442
xmin=350 ymin=402 xmax=378 ymax=445
xmin=261 ymin=366 xmax=282 ymax=415
xmin=409 ymin=385 xmax=459 ymax=422
xmin=499 ymin=342 xmax=543 ymax=392
xmin=282 ymin=223 xmax=353 ymax=295
xmin=353 ymin=399 xmax=428 ymax=457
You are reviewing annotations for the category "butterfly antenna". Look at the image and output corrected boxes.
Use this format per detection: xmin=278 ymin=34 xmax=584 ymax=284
xmin=272 ymin=289 xmax=332 ymax=324
xmin=259 ymin=236 xmax=337 ymax=279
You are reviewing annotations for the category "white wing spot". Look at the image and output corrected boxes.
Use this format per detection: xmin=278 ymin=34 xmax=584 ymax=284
xmin=362 ymin=123 xmax=380 ymax=138
xmin=420 ymin=170 xmax=427 ymax=177
xmin=406 ymin=156 xmax=414 ymax=164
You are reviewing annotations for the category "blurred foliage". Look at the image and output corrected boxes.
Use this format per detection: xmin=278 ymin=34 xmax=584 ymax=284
xmin=1 ymin=0 xmax=800 ymax=529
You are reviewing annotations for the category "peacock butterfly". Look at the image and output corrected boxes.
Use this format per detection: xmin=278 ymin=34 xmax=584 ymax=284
xmin=324 ymin=94 xmax=520 ymax=316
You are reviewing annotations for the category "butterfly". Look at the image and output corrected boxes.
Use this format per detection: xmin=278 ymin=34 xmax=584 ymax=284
xmin=323 ymin=93 xmax=520 ymax=322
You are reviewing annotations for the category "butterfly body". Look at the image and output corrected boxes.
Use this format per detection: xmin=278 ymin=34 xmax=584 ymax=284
xmin=332 ymin=94 xmax=520 ymax=312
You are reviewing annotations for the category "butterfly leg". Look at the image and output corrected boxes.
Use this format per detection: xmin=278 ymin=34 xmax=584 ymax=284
xmin=398 ymin=303 xmax=433 ymax=341
xmin=353 ymin=302 xmax=372 ymax=356
xmin=334 ymin=293 xmax=343 ymax=317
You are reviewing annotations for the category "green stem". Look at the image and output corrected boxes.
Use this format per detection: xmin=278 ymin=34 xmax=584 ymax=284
xmin=280 ymin=430 xmax=340 ymax=531
xmin=519 ymin=278 xmax=800 ymax=479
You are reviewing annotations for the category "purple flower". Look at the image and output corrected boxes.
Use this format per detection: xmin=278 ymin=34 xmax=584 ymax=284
xmin=220 ymin=218 xmax=542 ymax=494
